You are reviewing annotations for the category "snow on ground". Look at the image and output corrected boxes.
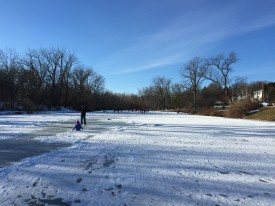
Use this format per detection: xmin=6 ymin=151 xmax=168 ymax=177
xmin=0 ymin=111 xmax=275 ymax=206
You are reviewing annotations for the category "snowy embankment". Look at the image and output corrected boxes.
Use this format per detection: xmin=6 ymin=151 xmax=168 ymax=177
xmin=0 ymin=111 xmax=275 ymax=206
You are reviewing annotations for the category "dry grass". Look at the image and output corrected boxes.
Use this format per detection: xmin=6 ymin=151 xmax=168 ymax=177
xmin=175 ymin=101 xmax=275 ymax=121
xmin=245 ymin=107 xmax=275 ymax=121
xmin=225 ymin=100 xmax=260 ymax=118
xmin=199 ymin=108 xmax=226 ymax=117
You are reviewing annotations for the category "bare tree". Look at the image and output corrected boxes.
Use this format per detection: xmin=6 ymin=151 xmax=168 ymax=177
xmin=204 ymin=52 xmax=237 ymax=104
xmin=181 ymin=57 xmax=205 ymax=109
xmin=200 ymin=83 xmax=224 ymax=107
xmin=86 ymin=68 xmax=105 ymax=110
xmin=0 ymin=47 xmax=109 ymax=111
xmin=37 ymin=48 xmax=78 ymax=108
xmin=232 ymin=77 xmax=249 ymax=100
xmin=21 ymin=49 xmax=50 ymax=105
xmin=56 ymin=49 xmax=78 ymax=107
xmin=139 ymin=86 xmax=156 ymax=109
xmin=87 ymin=72 xmax=105 ymax=95
xmin=171 ymin=83 xmax=185 ymax=109
xmin=0 ymin=48 xmax=20 ymax=108
xmin=152 ymin=76 xmax=172 ymax=110
xmin=70 ymin=65 xmax=105 ymax=107
xmin=71 ymin=66 xmax=93 ymax=104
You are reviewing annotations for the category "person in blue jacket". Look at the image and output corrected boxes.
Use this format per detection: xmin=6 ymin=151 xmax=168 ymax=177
xmin=72 ymin=120 xmax=83 ymax=131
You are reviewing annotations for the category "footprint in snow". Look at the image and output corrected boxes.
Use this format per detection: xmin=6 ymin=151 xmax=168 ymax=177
xmin=103 ymin=159 xmax=115 ymax=167
xmin=219 ymin=193 xmax=228 ymax=198
xmin=104 ymin=184 xmax=122 ymax=196
xmin=115 ymin=184 xmax=122 ymax=190
xmin=153 ymin=124 xmax=162 ymax=126
xmin=32 ymin=177 xmax=40 ymax=188
xmin=76 ymin=178 xmax=82 ymax=183
xmin=25 ymin=196 xmax=71 ymax=206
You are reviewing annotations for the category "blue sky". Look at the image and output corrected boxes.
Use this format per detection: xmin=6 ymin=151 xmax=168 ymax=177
xmin=0 ymin=0 xmax=275 ymax=94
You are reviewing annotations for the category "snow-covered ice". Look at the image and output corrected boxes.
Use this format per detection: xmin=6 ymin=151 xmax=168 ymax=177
xmin=0 ymin=111 xmax=275 ymax=205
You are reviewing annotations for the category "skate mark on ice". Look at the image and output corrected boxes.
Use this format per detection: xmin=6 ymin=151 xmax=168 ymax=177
xmin=104 ymin=187 xmax=114 ymax=191
xmin=218 ymin=171 xmax=230 ymax=174
xmin=259 ymin=179 xmax=271 ymax=183
xmin=172 ymin=185 xmax=184 ymax=195
xmin=237 ymin=170 xmax=254 ymax=175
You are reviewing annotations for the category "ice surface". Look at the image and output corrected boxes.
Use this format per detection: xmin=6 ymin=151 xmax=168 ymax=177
xmin=0 ymin=111 xmax=274 ymax=205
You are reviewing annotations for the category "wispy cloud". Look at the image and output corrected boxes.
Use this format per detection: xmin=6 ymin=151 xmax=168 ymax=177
xmin=111 ymin=53 xmax=184 ymax=75
xmin=107 ymin=1 xmax=275 ymax=75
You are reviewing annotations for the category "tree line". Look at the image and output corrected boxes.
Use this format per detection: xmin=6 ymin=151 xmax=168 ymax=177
xmin=139 ymin=52 xmax=274 ymax=111
xmin=0 ymin=48 xmax=102 ymax=111
xmin=0 ymin=48 xmax=149 ymax=112
xmin=0 ymin=48 xmax=273 ymax=113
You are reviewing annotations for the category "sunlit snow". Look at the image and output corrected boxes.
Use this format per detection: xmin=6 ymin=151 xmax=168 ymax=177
xmin=0 ymin=111 xmax=274 ymax=205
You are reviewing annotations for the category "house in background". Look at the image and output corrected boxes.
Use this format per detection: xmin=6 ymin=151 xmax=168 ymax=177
xmin=253 ymin=82 xmax=275 ymax=106
xmin=253 ymin=89 xmax=264 ymax=101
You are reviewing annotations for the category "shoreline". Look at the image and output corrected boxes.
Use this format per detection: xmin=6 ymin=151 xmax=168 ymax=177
xmin=0 ymin=121 xmax=74 ymax=168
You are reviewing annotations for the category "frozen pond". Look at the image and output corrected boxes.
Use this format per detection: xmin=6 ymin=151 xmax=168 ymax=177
xmin=0 ymin=111 xmax=275 ymax=205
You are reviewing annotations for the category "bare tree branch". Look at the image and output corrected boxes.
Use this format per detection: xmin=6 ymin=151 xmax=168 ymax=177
xmin=204 ymin=52 xmax=237 ymax=103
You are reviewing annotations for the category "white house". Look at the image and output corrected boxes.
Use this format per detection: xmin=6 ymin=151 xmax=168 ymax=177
xmin=253 ymin=89 xmax=264 ymax=101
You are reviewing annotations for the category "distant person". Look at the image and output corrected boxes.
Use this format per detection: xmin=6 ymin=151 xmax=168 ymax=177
xmin=80 ymin=105 xmax=87 ymax=125
xmin=72 ymin=120 xmax=83 ymax=131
